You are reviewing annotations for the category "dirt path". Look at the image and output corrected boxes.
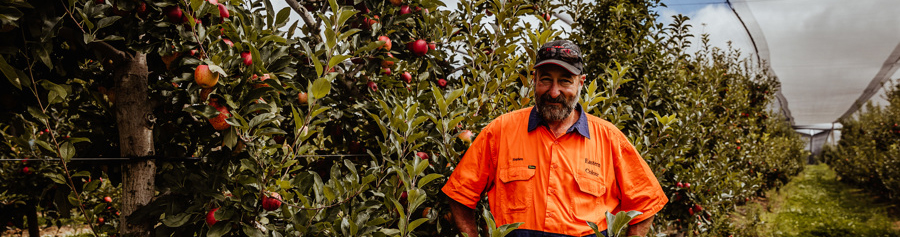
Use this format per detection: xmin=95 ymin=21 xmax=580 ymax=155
xmin=733 ymin=164 xmax=900 ymax=236
xmin=1 ymin=224 xmax=92 ymax=237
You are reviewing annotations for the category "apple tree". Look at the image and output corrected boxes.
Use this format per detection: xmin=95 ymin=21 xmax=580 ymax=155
xmin=822 ymin=82 xmax=900 ymax=203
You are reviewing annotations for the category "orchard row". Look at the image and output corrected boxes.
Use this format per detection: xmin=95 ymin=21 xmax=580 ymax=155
xmin=821 ymin=83 xmax=900 ymax=204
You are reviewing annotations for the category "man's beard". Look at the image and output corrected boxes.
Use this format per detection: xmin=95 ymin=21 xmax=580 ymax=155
xmin=536 ymin=90 xmax=579 ymax=122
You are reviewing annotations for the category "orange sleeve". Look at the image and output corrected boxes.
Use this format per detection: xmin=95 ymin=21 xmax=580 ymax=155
xmin=441 ymin=122 xmax=498 ymax=209
xmin=612 ymin=133 xmax=668 ymax=224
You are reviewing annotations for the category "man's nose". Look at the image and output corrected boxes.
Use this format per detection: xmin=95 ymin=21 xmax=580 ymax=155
xmin=548 ymin=84 xmax=562 ymax=98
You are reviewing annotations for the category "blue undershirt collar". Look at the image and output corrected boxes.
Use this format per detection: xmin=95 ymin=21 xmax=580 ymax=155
xmin=527 ymin=103 xmax=591 ymax=139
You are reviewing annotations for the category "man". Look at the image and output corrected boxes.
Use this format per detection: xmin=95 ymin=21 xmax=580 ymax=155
xmin=441 ymin=40 xmax=668 ymax=237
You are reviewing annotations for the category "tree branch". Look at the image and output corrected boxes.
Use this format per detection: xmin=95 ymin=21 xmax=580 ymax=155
xmin=58 ymin=27 xmax=129 ymax=67
xmin=284 ymin=0 xmax=318 ymax=31
xmin=87 ymin=41 xmax=130 ymax=67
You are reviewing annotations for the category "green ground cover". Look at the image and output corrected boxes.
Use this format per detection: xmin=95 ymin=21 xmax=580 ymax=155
xmin=733 ymin=164 xmax=900 ymax=236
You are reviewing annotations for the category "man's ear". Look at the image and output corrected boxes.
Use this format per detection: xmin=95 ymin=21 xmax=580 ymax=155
xmin=579 ymin=74 xmax=586 ymax=86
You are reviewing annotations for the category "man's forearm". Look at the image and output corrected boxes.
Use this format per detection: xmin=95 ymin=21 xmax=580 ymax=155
xmin=625 ymin=215 xmax=654 ymax=237
xmin=449 ymin=199 xmax=479 ymax=237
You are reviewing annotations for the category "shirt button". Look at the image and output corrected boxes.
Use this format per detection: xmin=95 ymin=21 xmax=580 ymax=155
xmin=548 ymin=188 xmax=554 ymax=193
xmin=551 ymin=164 xmax=558 ymax=169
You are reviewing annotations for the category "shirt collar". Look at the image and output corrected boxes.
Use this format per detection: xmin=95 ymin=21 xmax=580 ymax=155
xmin=527 ymin=103 xmax=591 ymax=139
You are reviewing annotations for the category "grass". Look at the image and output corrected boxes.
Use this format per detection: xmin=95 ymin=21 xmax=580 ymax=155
xmin=732 ymin=164 xmax=900 ymax=237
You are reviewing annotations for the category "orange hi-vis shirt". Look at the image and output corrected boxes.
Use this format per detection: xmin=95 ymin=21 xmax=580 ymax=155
xmin=442 ymin=106 xmax=668 ymax=236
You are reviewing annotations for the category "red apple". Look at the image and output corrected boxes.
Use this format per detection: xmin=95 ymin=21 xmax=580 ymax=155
xmin=399 ymin=5 xmax=411 ymax=15
xmin=104 ymin=196 xmax=112 ymax=203
xmin=218 ymin=4 xmax=230 ymax=18
xmin=98 ymin=217 xmax=105 ymax=224
xmin=688 ymin=207 xmax=694 ymax=215
xmin=542 ymin=13 xmax=550 ymax=21
xmin=22 ymin=167 xmax=30 ymax=174
xmin=251 ymin=73 xmax=272 ymax=88
xmin=458 ymin=130 xmax=473 ymax=142
xmin=165 ymin=6 xmax=183 ymax=23
xmin=408 ymin=39 xmax=428 ymax=56
xmin=194 ymin=65 xmax=219 ymax=88
xmin=437 ymin=78 xmax=447 ymax=87
xmin=365 ymin=15 xmax=379 ymax=29
xmin=416 ymin=152 xmax=429 ymax=160
xmin=207 ymin=0 xmax=218 ymax=5
xmin=382 ymin=67 xmax=391 ymax=75
xmin=401 ymin=72 xmax=412 ymax=83
xmin=200 ymin=88 xmax=213 ymax=102
xmin=208 ymin=101 xmax=231 ymax=130
xmin=160 ymin=52 xmax=180 ymax=69
xmin=368 ymin=81 xmax=378 ymax=91
xmin=381 ymin=53 xmax=395 ymax=68
xmin=378 ymin=36 xmax=391 ymax=50
xmin=389 ymin=0 xmax=401 ymax=6
xmin=298 ymin=92 xmax=308 ymax=104
xmin=241 ymin=51 xmax=252 ymax=66
xmin=137 ymin=2 xmax=148 ymax=18
xmin=428 ymin=42 xmax=436 ymax=50
xmin=685 ymin=182 xmax=691 ymax=188
xmin=261 ymin=192 xmax=283 ymax=211
xmin=222 ymin=38 xmax=233 ymax=47
xmin=693 ymin=204 xmax=703 ymax=212
xmin=676 ymin=182 xmax=683 ymax=188
xmin=206 ymin=208 xmax=218 ymax=226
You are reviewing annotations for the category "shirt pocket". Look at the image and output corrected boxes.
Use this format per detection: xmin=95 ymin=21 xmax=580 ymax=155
xmin=498 ymin=167 xmax=536 ymax=212
xmin=571 ymin=172 xmax=607 ymax=222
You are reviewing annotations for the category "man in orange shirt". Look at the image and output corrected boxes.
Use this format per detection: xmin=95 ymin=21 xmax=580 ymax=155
xmin=442 ymin=40 xmax=667 ymax=237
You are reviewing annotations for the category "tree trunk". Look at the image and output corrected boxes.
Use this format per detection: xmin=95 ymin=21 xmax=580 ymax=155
xmin=114 ymin=52 xmax=155 ymax=237
xmin=25 ymin=200 xmax=39 ymax=237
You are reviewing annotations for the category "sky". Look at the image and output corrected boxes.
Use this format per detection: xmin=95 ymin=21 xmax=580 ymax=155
xmin=657 ymin=0 xmax=900 ymax=127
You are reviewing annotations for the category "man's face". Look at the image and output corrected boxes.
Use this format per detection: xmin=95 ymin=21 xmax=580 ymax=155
xmin=534 ymin=64 xmax=585 ymax=122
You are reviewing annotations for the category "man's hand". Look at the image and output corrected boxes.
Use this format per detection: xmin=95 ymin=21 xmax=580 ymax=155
xmin=449 ymin=199 xmax=479 ymax=237
xmin=625 ymin=215 xmax=654 ymax=236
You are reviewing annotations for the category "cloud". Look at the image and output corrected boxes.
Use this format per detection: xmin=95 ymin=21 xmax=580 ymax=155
xmin=659 ymin=0 xmax=900 ymax=125
xmin=657 ymin=4 xmax=755 ymax=60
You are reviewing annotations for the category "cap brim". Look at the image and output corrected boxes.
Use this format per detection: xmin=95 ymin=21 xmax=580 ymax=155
xmin=534 ymin=59 xmax=582 ymax=75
